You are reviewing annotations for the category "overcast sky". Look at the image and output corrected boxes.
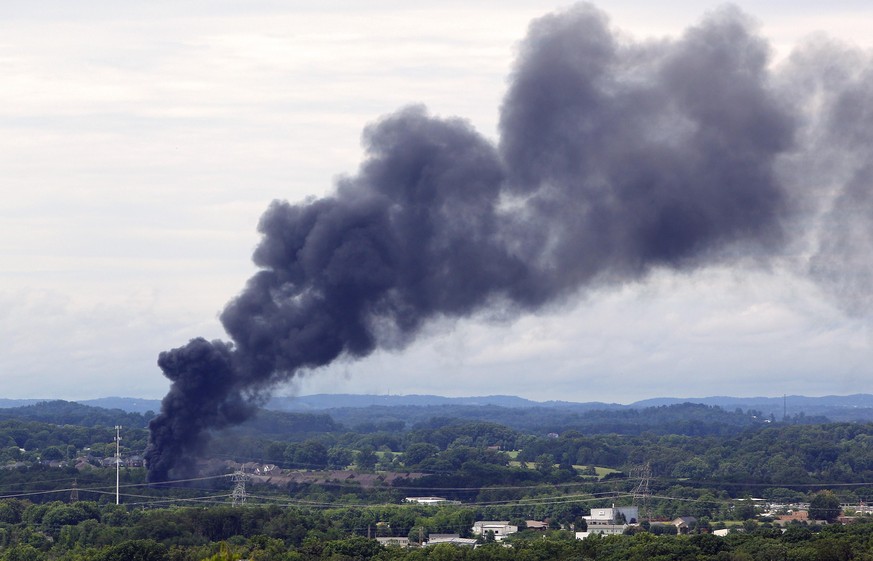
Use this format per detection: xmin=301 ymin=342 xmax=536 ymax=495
xmin=2 ymin=1 xmax=873 ymax=403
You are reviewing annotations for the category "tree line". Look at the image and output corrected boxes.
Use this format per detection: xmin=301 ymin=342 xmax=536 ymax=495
xmin=0 ymin=500 xmax=869 ymax=560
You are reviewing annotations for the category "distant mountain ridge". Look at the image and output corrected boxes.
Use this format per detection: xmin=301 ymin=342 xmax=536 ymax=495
xmin=264 ymin=393 xmax=619 ymax=411
xmin=631 ymin=394 xmax=873 ymax=421
xmin=633 ymin=394 xmax=873 ymax=408
xmin=265 ymin=393 xmax=873 ymax=421
xmin=0 ymin=393 xmax=870 ymax=422
xmin=80 ymin=397 xmax=160 ymax=413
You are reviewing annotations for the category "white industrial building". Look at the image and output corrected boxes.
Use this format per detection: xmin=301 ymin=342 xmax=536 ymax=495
xmin=403 ymin=496 xmax=456 ymax=505
xmin=426 ymin=534 xmax=478 ymax=546
xmin=471 ymin=520 xmax=519 ymax=541
xmin=576 ymin=506 xmax=639 ymax=540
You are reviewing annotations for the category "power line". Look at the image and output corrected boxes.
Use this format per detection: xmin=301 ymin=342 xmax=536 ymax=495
xmin=130 ymin=473 xmax=231 ymax=487
xmin=0 ymin=461 xmax=869 ymax=512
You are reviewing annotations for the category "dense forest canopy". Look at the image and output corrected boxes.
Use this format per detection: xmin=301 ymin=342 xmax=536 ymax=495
xmin=0 ymin=399 xmax=870 ymax=560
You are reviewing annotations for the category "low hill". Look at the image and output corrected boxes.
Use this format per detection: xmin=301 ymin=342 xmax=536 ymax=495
xmin=0 ymin=400 xmax=152 ymax=428
xmin=631 ymin=394 xmax=873 ymax=422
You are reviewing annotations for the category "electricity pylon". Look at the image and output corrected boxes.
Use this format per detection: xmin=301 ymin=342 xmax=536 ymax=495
xmin=630 ymin=461 xmax=652 ymax=522
xmin=231 ymin=471 xmax=250 ymax=506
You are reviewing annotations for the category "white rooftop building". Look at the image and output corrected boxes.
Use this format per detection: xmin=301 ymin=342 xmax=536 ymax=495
xmin=584 ymin=506 xmax=639 ymax=525
xmin=576 ymin=506 xmax=639 ymax=540
xmin=472 ymin=521 xmax=518 ymax=541
xmin=426 ymin=534 xmax=478 ymax=547
xmin=403 ymin=496 xmax=456 ymax=505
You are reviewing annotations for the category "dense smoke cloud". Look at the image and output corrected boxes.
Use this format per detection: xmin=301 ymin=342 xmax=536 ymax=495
xmin=781 ymin=40 xmax=873 ymax=314
xmin=145 ymin=4 xmax=860 ymax=481
xmin=498 ymin=5 xmax=791 ymax=288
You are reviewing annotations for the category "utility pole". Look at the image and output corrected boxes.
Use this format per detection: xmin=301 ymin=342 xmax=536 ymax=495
xmin=114 ymin=426 xmax=122 ymax=505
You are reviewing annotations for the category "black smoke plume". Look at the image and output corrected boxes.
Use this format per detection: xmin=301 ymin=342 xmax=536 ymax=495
xmin=147 ymin=4 xmax=818 ymax=481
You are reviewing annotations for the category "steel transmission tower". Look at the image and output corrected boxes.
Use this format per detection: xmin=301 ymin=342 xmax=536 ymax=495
xmin=114 ymin=425 xmax=122 ymax=505
xmin=231 ymin=471 xmax=250 ymax=506
xmin=630 ymin=461 xmax=652 ymax=522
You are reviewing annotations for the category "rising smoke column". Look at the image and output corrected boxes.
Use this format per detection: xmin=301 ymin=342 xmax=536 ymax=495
xmin=147 ymin=109 xmax=525 ymax=481
xmin=146 ymin=4 xmax=796 ymax=481
xmin=777 ymin=39 xmax=873 ymax=314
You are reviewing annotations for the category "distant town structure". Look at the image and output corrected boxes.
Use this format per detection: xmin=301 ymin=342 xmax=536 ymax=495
xmin=672 ymin=516 xmax=698 ymax=534
xmin=576 ymin=505 xmax=640 ymax=539
xmin=376 ymin=537 xmax=410 ymax=548
xmin=426 ymin=534 xmax=478 ymax=547
xmin=403 ymin=496 xmax=458 ymax=505
xmin=471 ymin=520 xmax=519 ymax=541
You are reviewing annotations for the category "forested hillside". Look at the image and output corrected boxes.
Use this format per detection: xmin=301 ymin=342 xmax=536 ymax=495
xmin=0 ymin=400 xmax=870 ymax=560
xmin=0 ymin=401 xmax=152 ymax=429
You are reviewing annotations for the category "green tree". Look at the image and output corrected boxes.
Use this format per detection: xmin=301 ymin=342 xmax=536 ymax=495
xmin=39 ymin=446 xmax=64 ymax=461
xmin=0 ymin=500 xmax=25 ymax=524
xmin=322 ymin=536 xmax=383 ymax=560
xmin=247 ymin=535 xmax=287 ymax=560
xmin=96 ymin=539 xmax=170 ymax=561
xmin=1 ymin=544 xmax=43 ymax=561
xmin=808 ymin=490 xmax=841 ymax=522
xmin=402 ymin=443 xmax=440 ymax=467
xmin=535 ymin=453 xmax=555 ymax=475
xmin=327 ymin=447 xmax=354 ymax=469
xmin=294 ymin=440 xmax=328 ymax=469
xmin=201 ymin=542 xmax=236 ymax=561
xmin=42 ymin=501 xmax=100 ymax=530
xmin=264 ymin=442 xmax=286 ymax=465
xmin=735 ymin=499 xmax=757 ymax=520
xmin=356 ymin=447 xmax=377 ymax=470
